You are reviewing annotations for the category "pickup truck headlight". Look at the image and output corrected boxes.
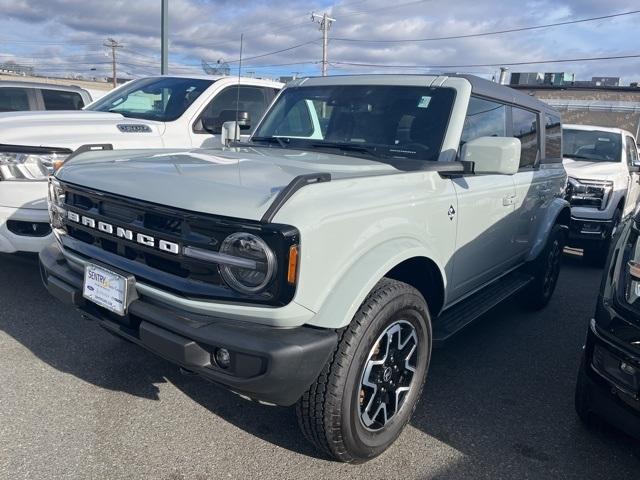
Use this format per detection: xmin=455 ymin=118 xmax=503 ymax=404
xmin=566 ymin=177 xmax=613 ymax=210
xmin=47 ymin=177 xmax=67 ymax=229
xmin=219 ymin=232 xmax=277 ymax=293
xmin=0 ymin=151 xmax=69 ymax=181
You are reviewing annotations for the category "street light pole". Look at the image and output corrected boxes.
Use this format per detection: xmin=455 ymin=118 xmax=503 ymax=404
xmin=161 ymin=0 xmax=168 ymax=75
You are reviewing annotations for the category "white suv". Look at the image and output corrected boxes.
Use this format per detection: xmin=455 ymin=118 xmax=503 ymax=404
xmin=40 ymin=74 xmax=568 ymax=462
xmin=563 ymin=124 xmax=640 ymax=263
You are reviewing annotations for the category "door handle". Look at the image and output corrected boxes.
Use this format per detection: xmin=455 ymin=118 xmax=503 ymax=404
xmin=503 ymin=194 xmax=517 ymax=206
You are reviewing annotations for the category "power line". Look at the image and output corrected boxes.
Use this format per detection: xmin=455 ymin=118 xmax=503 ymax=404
xmin=330 ymin=9 xmax=640 ymax=42
xmin=330 ymin=52 xmax=640 ymax=69
xmin=103 ymin=38 xmax=123 ymax=87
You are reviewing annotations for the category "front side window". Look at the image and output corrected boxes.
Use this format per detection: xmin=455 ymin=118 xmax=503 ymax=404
xmin=563 ymin=129 xmax=622 ymax=162
xmin=0 ymin=87 xmax=30 ymax=112
xmin=545 ymin=113 xmax=562 ymax=159
xmin=253 ymin=85 xmax=456 ymax=168
xmin=87 ymin=77 xmax=213 ymax=122
xmin=460 ymin=97 xmax=507 ymax=145
xmin=626 ymin=136 xmax=639 ymax=166
xmin=512 ymin=107 xmax=539 ymax=168
xmin=195 ymin=86 xmax=271 ymax=134
xmin=41 ymin=89 xmax=84 ymax=110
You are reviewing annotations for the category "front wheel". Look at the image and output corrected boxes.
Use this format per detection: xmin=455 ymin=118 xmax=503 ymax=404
xmin=296 ymin=278 xmax=432 ymax=463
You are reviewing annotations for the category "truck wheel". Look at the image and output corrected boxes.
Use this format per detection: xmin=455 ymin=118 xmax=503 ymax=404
xmin=296 ymin=278 xmax=432 ymax=463
xmin=583 ymin=208 xmax=622 ymax=267
xmin=575 ymin=354 xmax=593 ymax=425
xmin=523 ymin=224 xmax=566 ymax=310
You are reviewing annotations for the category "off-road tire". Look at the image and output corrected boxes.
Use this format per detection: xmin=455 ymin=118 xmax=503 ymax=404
xmin=523 ymin=224 xmax=566 ymax=310
xmin=296 ymin=278 xmax=432 ymax=463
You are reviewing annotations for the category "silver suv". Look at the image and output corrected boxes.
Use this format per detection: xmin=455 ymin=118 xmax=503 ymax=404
xmin=40 ymin=74 xmax=568 ymax=462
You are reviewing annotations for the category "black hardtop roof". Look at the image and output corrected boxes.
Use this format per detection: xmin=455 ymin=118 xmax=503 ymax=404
xmin=292 ymin=73 xmax=557 ymax=114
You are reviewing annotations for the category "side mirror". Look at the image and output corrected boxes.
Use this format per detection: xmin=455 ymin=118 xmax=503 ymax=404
xmin=221 ymin=121 xmax=240 ymax=147
xmin=461 ymin=136 xmax=521 ymax=175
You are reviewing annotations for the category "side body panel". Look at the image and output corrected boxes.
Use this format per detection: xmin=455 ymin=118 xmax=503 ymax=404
xmin=274 ymin=171 xmax=458 ymax=329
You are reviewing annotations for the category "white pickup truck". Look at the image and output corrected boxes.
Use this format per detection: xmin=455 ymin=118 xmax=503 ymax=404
xmin=562 ymin=124 xmax=640 ymax=263
xmin=0 ymin=75 xmax=282 ymax=253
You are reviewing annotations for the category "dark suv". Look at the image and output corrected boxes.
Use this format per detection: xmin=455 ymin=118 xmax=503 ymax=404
xmin=575 ymin=209 xmax=640 ymax=438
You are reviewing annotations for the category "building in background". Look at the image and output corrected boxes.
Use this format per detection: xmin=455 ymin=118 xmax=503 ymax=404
xmin=510 ymin=72 xmax=575 ymax=87
xmin=511 ymin=83 xmax=640 ymax=138
xmin=0 ymin=62 xmax=34 ymax=76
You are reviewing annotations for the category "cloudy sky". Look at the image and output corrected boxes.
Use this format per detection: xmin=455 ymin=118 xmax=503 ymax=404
xmin=0 ymin=0 xmax=639 ymax=83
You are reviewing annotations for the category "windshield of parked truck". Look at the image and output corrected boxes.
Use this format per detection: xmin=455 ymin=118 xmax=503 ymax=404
xmin=562 ymin=128 xmax=622 ymax=162
xmin=251 ymin=85 xmax=456 ymax=167
xmin=86 ymin=77 xmax=213 ymax=121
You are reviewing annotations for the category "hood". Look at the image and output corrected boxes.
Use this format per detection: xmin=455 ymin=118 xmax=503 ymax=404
xmin=562 ymin=158 xmax=625 ymax=182
xmin=56 ymin=146 xmax=398 ymax=221
xmin=0 ymin=110 xmax=164 ymax=150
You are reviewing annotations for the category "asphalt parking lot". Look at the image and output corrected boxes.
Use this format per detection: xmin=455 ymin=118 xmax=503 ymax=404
xmin=1 ymin=251 xmax=638 ymax=479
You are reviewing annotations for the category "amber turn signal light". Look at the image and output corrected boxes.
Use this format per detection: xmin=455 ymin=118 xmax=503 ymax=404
xmin=287 ymin=245 xmax=299 ymax=285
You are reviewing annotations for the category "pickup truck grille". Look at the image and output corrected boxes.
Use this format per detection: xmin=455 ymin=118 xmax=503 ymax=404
xmin=58 ymin=183 xmax=296 ymax=305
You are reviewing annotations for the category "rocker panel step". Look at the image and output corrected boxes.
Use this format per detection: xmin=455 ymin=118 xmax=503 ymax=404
xmin=433 ymin=270 xmax=533 ymax=344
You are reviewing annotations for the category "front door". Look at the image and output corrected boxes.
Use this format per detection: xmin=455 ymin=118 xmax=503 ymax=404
xmin=450 ymin=175 xmax=517 ymax=301
xmin=448 ymin=96 xmax=519 ymax=302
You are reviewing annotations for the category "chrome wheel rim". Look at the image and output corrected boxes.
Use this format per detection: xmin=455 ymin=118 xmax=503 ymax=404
xmin=359 ymin=320 xmax=418 ymax=431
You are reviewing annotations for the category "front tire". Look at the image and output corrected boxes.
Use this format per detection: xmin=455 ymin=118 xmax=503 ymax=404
xmin=296 ymin=278 xmax=432 ymax=463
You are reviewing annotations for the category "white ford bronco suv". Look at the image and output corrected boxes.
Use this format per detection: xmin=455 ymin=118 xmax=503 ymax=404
xmin=0 ymin=75 xmax=282 ymax=253
xmin=40 ymin=74 xmax=569 ymax=462
xmin=562 ymin=124 xmax=640 ymax=263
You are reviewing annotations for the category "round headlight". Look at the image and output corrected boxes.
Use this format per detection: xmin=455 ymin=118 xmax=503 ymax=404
xmin=219 ymin=232 xmax=276 ymax=293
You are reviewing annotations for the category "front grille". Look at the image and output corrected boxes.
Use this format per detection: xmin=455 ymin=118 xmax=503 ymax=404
xmin=59 ymin=182 xmax=298 ymax=306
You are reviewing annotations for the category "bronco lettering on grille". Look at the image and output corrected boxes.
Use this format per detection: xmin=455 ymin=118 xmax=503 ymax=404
xmin=67 ymin=210 xmax=180 ymax=254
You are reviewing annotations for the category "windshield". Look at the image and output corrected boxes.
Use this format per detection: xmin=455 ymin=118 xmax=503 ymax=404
xmin=562 ymin=128 xmax=622 ymax=162
xmin=86 ymin=77 xmax=213 ymax=121
xmin=251 ymin=84 xmax=456 ymax=168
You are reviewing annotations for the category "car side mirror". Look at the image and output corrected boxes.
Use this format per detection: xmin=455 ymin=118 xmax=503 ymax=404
xmin=221 ymin=121 xmax=240 ymax=147
xmin=461 ymin=136 xmax=521 ymax=175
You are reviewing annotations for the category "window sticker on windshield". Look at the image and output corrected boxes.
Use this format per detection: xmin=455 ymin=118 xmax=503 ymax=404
xmin=417 ymin=96 xmax=431 ymax=108
xmin=597 ymin=137 xmax=610 ymax=142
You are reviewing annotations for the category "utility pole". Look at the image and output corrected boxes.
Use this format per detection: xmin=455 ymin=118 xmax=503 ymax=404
xmin=311 ymin=12 xmax=336 ymax=76
xmin=104 ymin=38 xmax=122 ymax=88
xmin=161 ymin=0 xmax=168 ymax=74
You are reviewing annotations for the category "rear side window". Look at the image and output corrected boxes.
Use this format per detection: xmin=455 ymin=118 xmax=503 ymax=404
xmin=512 ymin=107 xmax=539 ymax=168
xmin=0 ymin=87 xmax=30 ymax=112
xmin=545 ymin=113 xmax=562 ymax=159
xmin=41 ymin=89 xmax=85 ymax=110
xmin=460 ymin=97 xmax=507 ymax=145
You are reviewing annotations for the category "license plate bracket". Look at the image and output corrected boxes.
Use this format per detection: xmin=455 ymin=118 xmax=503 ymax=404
xmin=83 ymin=263 xmax=137 ymax=316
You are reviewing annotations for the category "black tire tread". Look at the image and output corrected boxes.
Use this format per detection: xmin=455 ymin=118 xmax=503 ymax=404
xmin=296 ymin=278 xmax=428 ymax=463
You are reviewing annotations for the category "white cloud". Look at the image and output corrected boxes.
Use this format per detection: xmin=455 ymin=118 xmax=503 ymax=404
xmin=0 ymin=0 xmax=638 ymax=82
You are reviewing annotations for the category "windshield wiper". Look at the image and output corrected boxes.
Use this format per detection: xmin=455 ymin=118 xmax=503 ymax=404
xmin=251 ymin=136 xmax=290 ymax=148
xmin=564 ymin=154 xmax=592 ymax=160
xmin=308 ymin=142 xmax=385 ymax=158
